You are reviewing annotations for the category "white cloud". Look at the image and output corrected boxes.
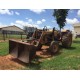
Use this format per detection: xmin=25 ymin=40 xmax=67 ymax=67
xmin=26 ymin=18 xmax=28 ymax=19
xmin=47 ymin=26 xmax=51 ymax=28
xmin=28 ymin=19 xmax=33 ymax=23
xmin=10 ymin=23 xmax=19 ymax=26
xmin=10 ymin=22 xmax=14 ymax=25
xmin=66 ymin=18 xmax=79 ymax=24
xmin=15 ymin=12 xmax=20 ymax=15
xmin=36 ymin=19 xmax=46 ymax=25
xmin=42 ymin=19 xmax=46 ymax=22
xmin=63 ymin=25 xmax=74 ymax=31
xmin=33 ymin=24 xmax=39 ymax=28
xmin=0 ymin=9 xmax=13 ymax=15
xmin=12 ymin=20 xmax=38 ymax=28
xmin=52 ymin=20 xmax=56 ymax=23
xmin=11 ymin=18 xmax=47 ymax=29
xmin=0 ymin=23 xmax=7 ymax=28
xmin=29 ymin=9 xmax=45 ymax=14
xmin=15 ymin=20 xmax=28 ymax=26
xmin=10 ymin=22 xmax=23 ymax=29
xmin=37 ymin=21 xmax=42 ymax=24
xmin=77 ymin=10 xmax=80 ymax=16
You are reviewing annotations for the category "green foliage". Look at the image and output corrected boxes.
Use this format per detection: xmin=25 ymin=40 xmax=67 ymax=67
xmin=53 ymin=9 xmax=69 ymax=30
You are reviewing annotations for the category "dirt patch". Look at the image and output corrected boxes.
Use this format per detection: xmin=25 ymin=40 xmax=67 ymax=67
xmin=0 ymin=40 xmax=8 ymax=42
xmin=0 ymin=46 xmax=52 ymax=70
xmin=0 ymin=55 xmax=25 ymax=70
xmin=35 ymin=46 xmax=53 ymax=62
xmin=36 ymin=46 xmax=52 ymax=58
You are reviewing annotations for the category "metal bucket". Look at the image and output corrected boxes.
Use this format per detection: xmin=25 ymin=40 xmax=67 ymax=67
xmin=9 ymin=40 xmax=36 ymax=63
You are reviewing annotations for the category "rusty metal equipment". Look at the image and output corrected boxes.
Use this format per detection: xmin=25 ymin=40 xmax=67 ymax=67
xmin=9 ymin=26 xmax=72 ymax=63
xmin=9 ymin=40 xmax=36 ymax=63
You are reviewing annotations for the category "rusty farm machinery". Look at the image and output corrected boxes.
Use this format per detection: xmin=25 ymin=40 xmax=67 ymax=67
xmin=9 ymin=26 xmax=72 ymax=63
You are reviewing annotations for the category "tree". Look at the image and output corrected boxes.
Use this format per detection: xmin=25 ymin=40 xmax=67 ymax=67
xmin=53 ymin=9 xmax=69 ymax=31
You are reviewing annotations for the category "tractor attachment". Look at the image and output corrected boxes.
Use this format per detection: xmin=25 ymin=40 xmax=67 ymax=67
xmin=9 ymin=39 xmax=36 ymax=63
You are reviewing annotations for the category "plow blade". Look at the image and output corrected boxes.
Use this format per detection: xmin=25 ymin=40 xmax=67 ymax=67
xmin=9 ymin=40 xmax=36 ymax=63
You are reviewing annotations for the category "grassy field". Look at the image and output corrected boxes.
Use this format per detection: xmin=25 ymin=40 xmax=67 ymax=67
xmin=0 ymin=38 xmax=80 ymax=70
xmin=0 ymin=33 xmax=26 ymax=40
xmin=0 ymin=42 xmax=9 ymax=56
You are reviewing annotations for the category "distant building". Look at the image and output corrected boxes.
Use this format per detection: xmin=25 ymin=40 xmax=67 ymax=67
xmin=0 ymin=25 xmax=25 ymax=40
xmin=0 ymin=25 xmax=24 ymax=34
xmin=73 ymin=23 xmax=80 ymax=38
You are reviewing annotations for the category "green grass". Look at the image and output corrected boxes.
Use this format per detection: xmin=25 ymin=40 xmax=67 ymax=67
xmin=0 ymin=38 xmax=80 ymax=70
xmin=24 ymin=38 xmax=80 ymax=70
xmin=7 ymin=34 xmax=26 ymax=39
xmin=0 ymin=42 xmax=9 ymax=56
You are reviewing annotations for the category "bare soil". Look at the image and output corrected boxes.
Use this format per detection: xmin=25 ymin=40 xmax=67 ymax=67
xmin=0 ymin=46 xmax=52 ymax=70
xmin=0 ymin=55 xmax=25 ymax=70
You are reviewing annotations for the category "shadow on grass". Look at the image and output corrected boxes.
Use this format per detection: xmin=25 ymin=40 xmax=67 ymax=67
xmin=73 ymin=40 xmax=80 ymax=43
xmin=66 ymin=47 xmax=76 ymax=50
xmin=60 ymin=45 xmax=76 ymax=50
xmin=11 ymin=57 xmax=41 ymax=70
xmin=53 ymin=51 xmax=62 ymax=56
xmin=26 ymin=62 xmax=41 ymax=70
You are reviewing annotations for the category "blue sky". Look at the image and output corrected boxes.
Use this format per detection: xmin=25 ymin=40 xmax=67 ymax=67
xmin=0 ymin=9 xmax=80 ymax=30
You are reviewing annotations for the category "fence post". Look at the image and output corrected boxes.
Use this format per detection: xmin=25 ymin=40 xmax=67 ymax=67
xmin=2 ymin=31 xmax=5 ymax=41
xmin=6 ymin=32 xmax=7 ymax=38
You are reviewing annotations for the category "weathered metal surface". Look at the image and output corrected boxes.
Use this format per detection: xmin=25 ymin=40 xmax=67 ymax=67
xmin=9 ymin=39 xmax=36 ymax=63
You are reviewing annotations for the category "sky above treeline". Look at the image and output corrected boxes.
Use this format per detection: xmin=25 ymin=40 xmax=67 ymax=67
xmin=0 ymin=9 xmax=80 ymax=30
